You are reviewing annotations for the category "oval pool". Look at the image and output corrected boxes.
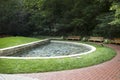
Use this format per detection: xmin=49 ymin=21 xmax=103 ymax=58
xmin=0 ymin=40 xmax=96 ymax=59
xmin=1 ymin=41 xmax=96 ymax=59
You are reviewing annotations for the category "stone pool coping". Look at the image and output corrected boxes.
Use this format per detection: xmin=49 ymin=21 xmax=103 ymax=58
xmin=0 ymin=40 xmax=96 ymax=59
xmin=0 ymin=39 xmax=50 ymax=56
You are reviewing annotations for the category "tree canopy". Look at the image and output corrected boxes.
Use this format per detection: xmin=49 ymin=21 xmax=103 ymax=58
xmin=0 ymin=0 xmax=120 ymax=38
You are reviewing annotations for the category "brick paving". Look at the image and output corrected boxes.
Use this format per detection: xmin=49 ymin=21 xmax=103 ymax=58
xmin=15 ymin=44 xmax=120 ymax=80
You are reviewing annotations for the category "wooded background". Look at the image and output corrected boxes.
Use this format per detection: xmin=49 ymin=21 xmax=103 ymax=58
xmin=0 ymin=0 xmax=120 ymax=38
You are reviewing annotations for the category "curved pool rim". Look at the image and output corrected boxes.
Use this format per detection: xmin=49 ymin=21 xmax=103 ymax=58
xmin=0 ymin=41 xmax=96 ymax=59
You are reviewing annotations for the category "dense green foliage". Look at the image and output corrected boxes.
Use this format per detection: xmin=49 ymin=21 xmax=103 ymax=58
xmin=0 ymin=43 xmax=116 ymax=74
xmin=0 ymin=0 xmax=120 ymax=37
xmin=110 ymin=2 xmax=120 ymax=25
xmin=0 ymin=37 xmax=39 ymax=48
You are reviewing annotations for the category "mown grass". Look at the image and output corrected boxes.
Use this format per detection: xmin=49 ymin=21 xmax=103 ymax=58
xmin=0 ymin=42 xmax=116 ymax=74
xmin=0 ymin=36 xmax=40 ymax=48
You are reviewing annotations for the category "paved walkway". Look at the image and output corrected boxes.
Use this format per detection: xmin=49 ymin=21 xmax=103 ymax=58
xmin=1 ymin=44 xmax=120 ymax=80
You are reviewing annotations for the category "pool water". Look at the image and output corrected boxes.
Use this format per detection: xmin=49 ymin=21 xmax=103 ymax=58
xmin=11 ymin=42 xmax=91 ymax=57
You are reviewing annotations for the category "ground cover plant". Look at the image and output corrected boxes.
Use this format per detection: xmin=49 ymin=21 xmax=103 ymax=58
xmin=0 ymin=41 xmax=116 ymax=74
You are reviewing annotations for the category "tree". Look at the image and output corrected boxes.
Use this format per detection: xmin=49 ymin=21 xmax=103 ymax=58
xmin=110 ymin=2 xmax=120 ymax=25
xmin=0 ymin=0 xmax=30 ymax=35
xmin=0 ymin=0 xmax=119 ymax=37
xmin=93 ymin=12 xmax=114 ymax=38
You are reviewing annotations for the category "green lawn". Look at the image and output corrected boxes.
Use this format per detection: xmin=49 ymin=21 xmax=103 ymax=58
xmin=0 ymin=41 xmax=116 ymax=74
xmin=0 ymin=36 xmax=40 ymax=48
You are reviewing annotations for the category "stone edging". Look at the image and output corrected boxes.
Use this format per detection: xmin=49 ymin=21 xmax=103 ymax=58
xmin=0 ymin=39 xmax=50 ymax=56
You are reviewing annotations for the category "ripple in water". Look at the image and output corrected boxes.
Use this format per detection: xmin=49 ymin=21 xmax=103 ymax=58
xmin=12 ymin=42 xmax=91 ymax=57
